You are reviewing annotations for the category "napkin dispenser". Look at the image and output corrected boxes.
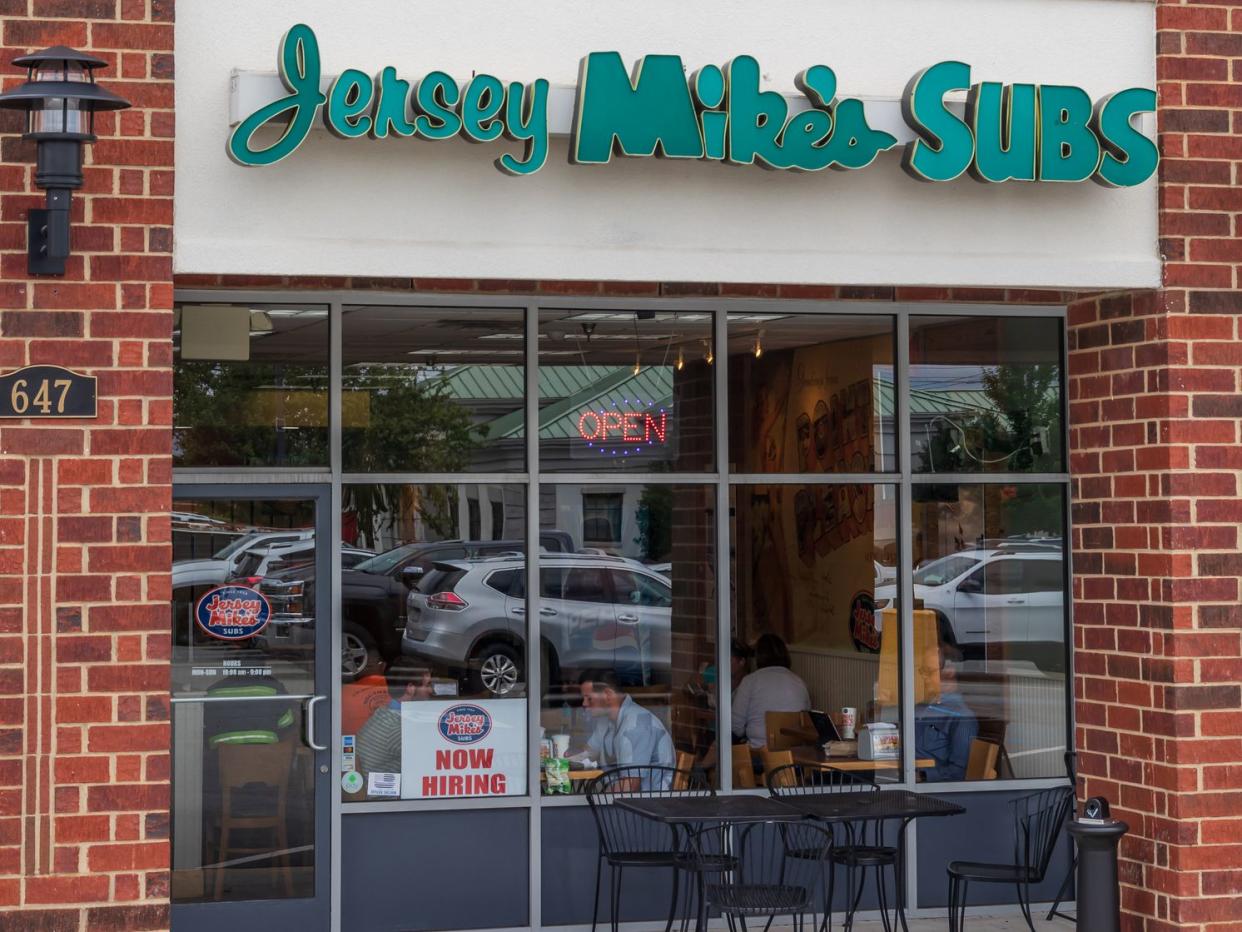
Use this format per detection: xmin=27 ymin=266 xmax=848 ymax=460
xmin=857 ymin=722 xmax=900 ymax=761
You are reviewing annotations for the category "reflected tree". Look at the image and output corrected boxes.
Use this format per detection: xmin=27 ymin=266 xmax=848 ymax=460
xmin=341 ymin=365 xmax=481 ymax=548
xmin=175 ymin=360 xmax=481 ymax=548
xmin=917 ymin=363 xmax=1060 ymax=473
xmin=635 ymin=484 xmax=673 ymax=561
xmin=173 ymin=360 xmax=330 ymax=467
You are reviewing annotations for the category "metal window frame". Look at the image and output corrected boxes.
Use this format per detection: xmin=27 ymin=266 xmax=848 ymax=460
xmin=172 ymin=288 xmax=1074 ymax=929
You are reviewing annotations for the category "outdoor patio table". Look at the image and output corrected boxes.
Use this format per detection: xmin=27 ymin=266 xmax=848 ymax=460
xmin=616 ymin=794 xmax=804 ymax=825
xmin=777 ymin=789 xmax=966 ymax=931
xmin=616 ymin=795 xmax=807 ymax=931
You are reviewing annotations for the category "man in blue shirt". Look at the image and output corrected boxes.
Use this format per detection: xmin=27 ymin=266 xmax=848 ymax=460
xmin=914 ymin=642 xmax=978 ymax=782
xmin=579 ymin=670 xmax=675 ymax=789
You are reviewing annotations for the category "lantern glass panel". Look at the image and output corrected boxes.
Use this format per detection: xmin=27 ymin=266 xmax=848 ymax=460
xmin=35 ymin=61 xmax=89 ymax=83
xmin=31 ymin=97 xmax=86 ymax=135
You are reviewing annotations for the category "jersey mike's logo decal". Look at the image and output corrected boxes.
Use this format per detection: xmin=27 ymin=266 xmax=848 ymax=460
xmin=195 ymin=585 xmax=272 ymax=640
xmin=438 ymin=704 xmax=492 ymax=745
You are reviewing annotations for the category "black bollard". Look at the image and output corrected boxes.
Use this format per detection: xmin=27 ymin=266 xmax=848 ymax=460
xmin=1067 ymin=797 xmax=1129 ymax=932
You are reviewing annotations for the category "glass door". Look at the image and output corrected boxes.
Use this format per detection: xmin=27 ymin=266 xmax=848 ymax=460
xmin=170 ymin=486 xmax=331 ymax=931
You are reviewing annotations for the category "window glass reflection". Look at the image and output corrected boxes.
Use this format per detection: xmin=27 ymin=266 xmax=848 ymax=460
xmin=539 ymin=484 xmax=716 ymax=791
xmin=342 ymin=305 xmax=525 ymax=473
xmin=338 ymin=483 xmax=528 ymax=802
xmin=731 ymin=484 xmax=900 ymax=784
xmin=170 ymin=498 xmax=319 ymax=903
xmin=538 ymin=310 xmax=714 ymax=472
xmin=910 ymin=316 xmax=1064 ymax=474
xmin=728 ymin=314 xmax=895 ymax=473
xmin=911 ymin=483 xmax=1066 ymax=781
xmin=173 ymin=304 xmax=329 ymax=467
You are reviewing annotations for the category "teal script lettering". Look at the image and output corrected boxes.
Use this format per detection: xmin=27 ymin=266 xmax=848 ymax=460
xmin=573 ymin=52 xmax=897 ymax=171
xmin=227 ymin=23 xmax=551 ymax=175
xmin=228 ymin=26 xmax=1157 ymax=187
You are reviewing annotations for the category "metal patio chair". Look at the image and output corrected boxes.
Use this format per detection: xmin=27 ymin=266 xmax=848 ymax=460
xmin=585 ymin=764 xmax=708 ymax=932
xmin=684 ymin=818 xmax=834 ymax=932
xmin=947 ymin=785 xmax=1075 ymax=932
xmin=766 ymin=762 xmax=888 ymax=932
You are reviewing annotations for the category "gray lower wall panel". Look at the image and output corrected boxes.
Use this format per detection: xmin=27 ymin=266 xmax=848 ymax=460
xmin=916 ymin=790 xmax=1074 ymax=910
xmin=540 ymin=804 xmax=897 ymax=927
xmin=342 ymin=808 xmax=529 ymax=931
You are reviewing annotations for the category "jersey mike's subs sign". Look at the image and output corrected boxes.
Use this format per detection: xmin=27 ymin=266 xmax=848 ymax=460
xmin=230 ymin=23 xmax=1158 ymax=187
xmin=401 ymin=699 xmax=526 ymax=799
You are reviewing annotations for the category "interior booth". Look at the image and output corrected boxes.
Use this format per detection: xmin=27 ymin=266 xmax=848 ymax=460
xmin=169 ymin=292 xmax=1073 ymax=929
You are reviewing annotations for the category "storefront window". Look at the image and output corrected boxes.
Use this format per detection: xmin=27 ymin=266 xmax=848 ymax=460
xmin=731 ymin=484 xmax=901 ymax=784
xmin=728 ymin=313 xmax=896 ymax=473
xmin=538 ymin=309 xmax=714 ymax=472
xmin=538 ymin=484 xmax=717 ymax=790
xmin=341 ymin=305 xmax=525 ymax=473
xmin=174 ymin=303 xmax=330 ymax=467
xmin=909 ymin=316 xmax=1064 ymax=474
xmin=340 ymin=483 xmax=527 ymax=802
xmin=172 ymin=295 xmax=1071 ymax=810
xmin=910 ymin=483 xmax=1067 ymax=780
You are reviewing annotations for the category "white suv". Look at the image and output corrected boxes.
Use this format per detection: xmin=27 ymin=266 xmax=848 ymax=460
xmin=403 ymin=553 xmax=672 ymax=696
xmin=874 ymin=546 xmax=1065 ymax=670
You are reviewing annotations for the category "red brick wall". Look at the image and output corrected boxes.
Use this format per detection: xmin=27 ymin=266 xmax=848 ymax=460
xmin=0 ymin=2 xmax=173 ymax=930
xmin=1066 ymin=2 xmax=1242 ymax=929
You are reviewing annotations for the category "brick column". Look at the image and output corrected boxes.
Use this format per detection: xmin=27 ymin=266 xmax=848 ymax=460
xmin=0 ymin=3 xmax=173 ymax=930
xmin=1068 ymin=2 xmax=1242 ymax=928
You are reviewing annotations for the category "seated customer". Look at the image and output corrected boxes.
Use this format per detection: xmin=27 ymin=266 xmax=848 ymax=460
xmin=731 ymin=633 xmax=811 ymax=750
xmin=914 ymin=642 xmax=978 ymax=782
xmin=356 ymin=659 xmax=434 ymax=777
xmin=578 ymin=669 xmax=674 ymax=786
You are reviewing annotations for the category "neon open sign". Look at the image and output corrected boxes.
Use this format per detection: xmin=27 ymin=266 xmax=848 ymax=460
xmin=577 ymin=410 xmax=668 ymax=444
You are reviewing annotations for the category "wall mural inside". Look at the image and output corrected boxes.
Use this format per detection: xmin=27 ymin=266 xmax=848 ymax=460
xmin=734 ymin=335 xmax=892 ymax=655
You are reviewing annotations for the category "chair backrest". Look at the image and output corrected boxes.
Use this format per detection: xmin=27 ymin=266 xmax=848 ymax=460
xmin=966 ymin=738 xmax=1001 ymax=780
xmin=585 ymin=765 xmax=708 ymax=858
xmin=731 ymin=743 xmax=757 ymax=789
xmin=672 ymin=750 xmax=696 ymax=790
xmin=765 ymin=761 xmax=877 ymax=796
xmin=217 ymin=739 xmax=296 ymax=819
xmin=218 ymin=738 xmax=295 ymax=791
xmin=760 ymin=748 xmax=795 ymax=785
xmin=1014 ymin=786 xmax=1075 ymax=882
xmin=765 ymin=711 xmax=812 ymax=751
xmin=699 ymin=821 xmax=832 ymax=902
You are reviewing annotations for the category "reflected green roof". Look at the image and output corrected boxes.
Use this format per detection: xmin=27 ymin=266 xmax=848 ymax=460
xmin=437 ymin=364 xmax=624 ymax=401
xmin=874 ymin=378 xmax=995 ymax=418
xmin=472 ymin=366 xmax=675 ymax=440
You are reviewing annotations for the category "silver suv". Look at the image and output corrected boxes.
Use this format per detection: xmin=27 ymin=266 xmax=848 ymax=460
xmin=402 ymin=554 xmax=672 ymax=696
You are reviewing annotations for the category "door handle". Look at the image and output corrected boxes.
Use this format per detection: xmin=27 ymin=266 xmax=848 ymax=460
xmin=511 ymin=607 xmax=524 ymax=615
xmin=617 ymin=613 xmax=639 ymax=623
xmin=304 ymin=695 xmax=328 ymax=752
xmin=539 ymin=608 xmax=557 ymax=617
xmin=1005 ymin=599 xmax=1026 ymax=605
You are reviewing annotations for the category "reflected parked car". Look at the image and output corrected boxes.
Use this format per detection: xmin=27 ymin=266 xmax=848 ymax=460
xmin=172 ymin=528 xmax=316 ymax=591
xmin=874 ymin=546 xmax=1065 ymax=670
xmin=230 ymin=539 xmax=373 ymax=584
xmin=402 ymin=553 xmax=672 ymax=696
xmin=264 ymin=532 xmax=576 ymax=680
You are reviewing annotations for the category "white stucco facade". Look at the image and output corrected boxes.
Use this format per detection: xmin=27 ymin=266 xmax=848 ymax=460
xmin=174 ymin=0 xmax=1159 ymax=288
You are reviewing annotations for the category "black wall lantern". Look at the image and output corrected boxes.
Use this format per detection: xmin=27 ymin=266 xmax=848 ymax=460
xmin=0 ymin=46 xmax=130 ymax=275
